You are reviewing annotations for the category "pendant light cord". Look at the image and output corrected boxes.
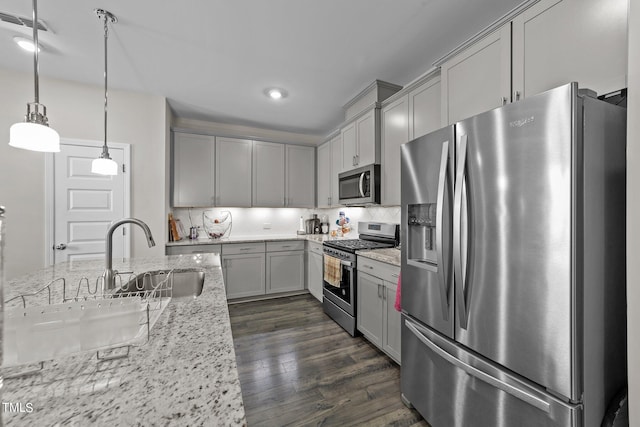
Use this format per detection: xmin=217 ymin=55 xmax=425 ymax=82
xmin=32 ymin=0 xmax=39 ymax=104
xmin=95 ymin=9 xmax=117 ymax=159
xmin=102 ymin=13 xmax=109 ymax=158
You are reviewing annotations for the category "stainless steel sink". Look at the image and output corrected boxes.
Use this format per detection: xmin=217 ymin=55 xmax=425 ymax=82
xmin=115 ymin=269 xmax=205 ymax=299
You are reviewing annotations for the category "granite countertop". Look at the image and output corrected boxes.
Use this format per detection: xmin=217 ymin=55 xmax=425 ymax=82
xmin=356 ymin=247 xmax=401 ymax=267
xmin=166 ymin=233 xmax=347 ymax=246
xmin=2 ymin=254 xmax=246 ymax=426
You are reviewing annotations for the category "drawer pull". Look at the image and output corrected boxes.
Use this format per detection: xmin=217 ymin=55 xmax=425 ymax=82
xmin=239 ymin=248 xmax=252 ymax=251
xmin=281 ymin=245 xmax=291 ymax=248
xmin=363 ymin=264 xmax=374 ymax=270
xmin=391 ymin=273 xmax=399 ymax=278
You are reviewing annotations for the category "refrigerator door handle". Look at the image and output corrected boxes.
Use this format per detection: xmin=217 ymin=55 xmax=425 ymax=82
xmin=405 ymin=320 xmax=551 ymax=414
xmin=454 ymin=133 xmax=470 ymax=328
xmin=435 ymin=140 xmax=451 ymax=321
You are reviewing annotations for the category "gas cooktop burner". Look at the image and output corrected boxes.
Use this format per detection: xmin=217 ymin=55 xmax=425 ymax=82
xmin=323 ymin=238 xmax=395 ymax=253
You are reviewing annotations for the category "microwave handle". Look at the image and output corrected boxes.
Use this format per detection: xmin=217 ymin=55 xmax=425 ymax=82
xmin=359 ymin=172 xmax=366 ymax=197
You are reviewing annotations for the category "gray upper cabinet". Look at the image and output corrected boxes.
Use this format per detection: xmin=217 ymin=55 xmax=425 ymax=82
xmin=441 ymin=25 xmax=511 ymax=126
xmin=172 ymin=132 xmax=215 ymax=207
xmin=409 ymin=76 xmax=441 ymax=140
xmin=285 ymin=145 xmax=315 ymax=208
xmin=316 ymin=141 xmax=332 ymax=208
xmin=215 ymin=137 xmax=252 ymax=207
xmin=381 ymin=73 xmax=441 ymax=206
xmin=511 ymin=0 xmax=628 ymax=99
xmin=330 ymin=135 xmax=342 ymax=207
xmin=341 ymin=108 xmax=381 ymax=171
xmin=253 ymin=141 xmax=286 ymax=207
xmin=441 ymin=0 xmax=627 ymax=126
xmin=316 ymin=136 xmax=341 ymax=208
xmin=356 ymin=109 xmax=378 ymax=166
xmin=341 ymin=121 xmax=357 ymax=172
xmin=381 ymin=95 xmax=409 ymax=206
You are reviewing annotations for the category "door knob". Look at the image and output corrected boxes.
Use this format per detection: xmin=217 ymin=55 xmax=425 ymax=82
xmin=54 ymin=243 xmax=67 ymax=250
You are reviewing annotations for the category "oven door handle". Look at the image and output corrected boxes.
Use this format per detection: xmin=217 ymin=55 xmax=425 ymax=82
xmin=323 ymin=255 xmax=353 ymax=268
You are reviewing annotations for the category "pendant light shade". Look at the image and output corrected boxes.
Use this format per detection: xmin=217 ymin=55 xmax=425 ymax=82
xmin=92 ymin=8 xmax=118 ymax=176
xmin=91 ymin=156 xmax=118 ymax=175
xmin=10 ymin=122 xmax=60 ymax=152
xmin=9 ymin=0 xmax=60 ymax=153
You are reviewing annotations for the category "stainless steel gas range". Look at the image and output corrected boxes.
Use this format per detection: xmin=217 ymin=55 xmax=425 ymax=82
xmin=322 ymin=222 xmax=399 ymax=336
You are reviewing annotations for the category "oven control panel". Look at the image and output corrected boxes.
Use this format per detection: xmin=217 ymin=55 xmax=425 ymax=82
xmin=323 ymin=247 xmax=355 ymax=262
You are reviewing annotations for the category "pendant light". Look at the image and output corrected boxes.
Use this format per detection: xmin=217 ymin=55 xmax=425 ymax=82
xmin=9 ymin=0 xmax=60 ymax=152
xmin=91 ymin=8 xmax=118 ymax=176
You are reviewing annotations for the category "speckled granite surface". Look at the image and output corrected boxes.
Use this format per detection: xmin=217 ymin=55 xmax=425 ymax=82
xmin=2 ymin=254 xmax=246 ymax=426
xmin=166 ymin=233 xmax=341 ymax=246
xmin=356 ymin=248 xmax=401 ymax=266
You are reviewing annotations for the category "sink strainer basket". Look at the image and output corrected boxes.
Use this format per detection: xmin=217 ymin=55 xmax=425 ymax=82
xmin=202 ymin=210 xmax=232 ymax=239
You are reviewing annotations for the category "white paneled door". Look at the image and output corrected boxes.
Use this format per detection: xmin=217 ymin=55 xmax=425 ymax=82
xmin=52 ymin=141 xmax=129 ymax=264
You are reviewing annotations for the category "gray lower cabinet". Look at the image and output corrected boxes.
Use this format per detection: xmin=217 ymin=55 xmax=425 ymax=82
xmin=222 ymin=243 xmax=266 ymax=299
xmin=357 ymin=272 xmax=384 ymax=347
xmin=382 ymin=284 xmax=401 ymax=362
xmin=306 ymin=241 xmax=323 ymax=302
xmin=266 ymin=241 xmax=305 ymax=294
xmin=165 ymin=244 xmax=221 ymax=255
xmin=357 ymin=257 xmax=401 ymax=364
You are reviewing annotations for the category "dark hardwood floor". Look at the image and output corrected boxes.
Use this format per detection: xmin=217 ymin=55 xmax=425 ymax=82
xmin=228 ymin=294 xmax=429 ymax=427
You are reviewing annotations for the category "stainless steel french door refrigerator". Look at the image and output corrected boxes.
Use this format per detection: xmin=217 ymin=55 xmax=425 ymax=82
xmin=400 ymin=83 xmax=627 ymax=427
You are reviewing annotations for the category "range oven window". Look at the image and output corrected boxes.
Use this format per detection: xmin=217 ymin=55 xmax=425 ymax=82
xmin=324 ymin=263 xmax=352 ymax=304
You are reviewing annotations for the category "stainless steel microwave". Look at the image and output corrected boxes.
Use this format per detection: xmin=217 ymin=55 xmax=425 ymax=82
xmin=338 ymin=164 xmax=380 ymax=206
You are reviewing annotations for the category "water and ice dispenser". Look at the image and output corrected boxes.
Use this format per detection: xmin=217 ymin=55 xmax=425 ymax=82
xmin=407 ymin=203 xmax=438 ymax=266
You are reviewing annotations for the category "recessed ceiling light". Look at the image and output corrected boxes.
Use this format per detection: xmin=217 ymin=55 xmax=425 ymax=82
xmin=264 ymin=87 xmax=288 ymax=100
xmin=13 ymin=36 xmax=40 ymax=52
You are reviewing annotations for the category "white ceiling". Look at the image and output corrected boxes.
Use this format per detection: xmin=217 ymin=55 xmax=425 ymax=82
xmin=0 ymin=0 xmax=524 ymax=136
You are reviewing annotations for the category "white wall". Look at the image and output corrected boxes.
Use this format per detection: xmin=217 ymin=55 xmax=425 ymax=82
xmin=0 ymin=68 xmax=168 ymax=279
xmin=628 ymin=0 xmax=639 ymax=423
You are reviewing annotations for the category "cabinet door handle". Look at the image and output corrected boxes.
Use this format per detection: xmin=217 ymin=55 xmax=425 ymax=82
xmin=514 ymin=91 xmax=521 ymax=101
xmin=382 ymin=287 xmax=386 ymax=300
xmin=356 ymin=154 xmax=359 ymax=165
xmin=377 ymin=284 xmax=382 ymax=298
xmin=501 ymin=96 xmax=508 ymax=105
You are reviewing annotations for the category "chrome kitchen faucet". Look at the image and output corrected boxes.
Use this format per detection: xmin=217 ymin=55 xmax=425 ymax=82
xmin=102 ymin=218 xmax=155 ymax=294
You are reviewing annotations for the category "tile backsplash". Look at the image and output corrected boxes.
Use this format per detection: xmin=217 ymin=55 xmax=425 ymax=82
xmin=171 ymin=206 xmax=401 ymax=241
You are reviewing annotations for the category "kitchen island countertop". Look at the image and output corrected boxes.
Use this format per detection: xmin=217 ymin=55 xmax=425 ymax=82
xmin=2 ymin=254 xmax=246 ymax=426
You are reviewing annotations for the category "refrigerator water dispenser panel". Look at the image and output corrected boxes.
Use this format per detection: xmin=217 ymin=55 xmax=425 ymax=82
xmin=408 ymin=203 xmax=438 ymax=265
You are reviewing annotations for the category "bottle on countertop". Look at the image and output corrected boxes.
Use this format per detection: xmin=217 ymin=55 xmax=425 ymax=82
xmin=320 ymin=214 xmax=329 ymax=234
